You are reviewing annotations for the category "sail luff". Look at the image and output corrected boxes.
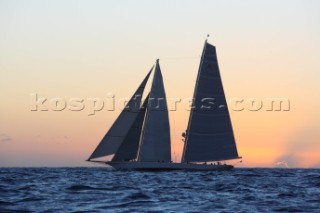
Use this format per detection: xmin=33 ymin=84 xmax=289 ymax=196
xmin=136 ymin=66 xmax=156 ymax=161
xmin=182 ymin=42 xmax=239 ymax=163
xmin=137 ymin=60 xmax=171 ymax=162
xmin=88 ymin=68 xmax=153 ymax=160
xmin=111 ymin=94 xmax=149 ymax=162
xmin=136 ymin=93 xmax=151 ymax=162
xmin=181 ymin=40 xmax=208 ymax=162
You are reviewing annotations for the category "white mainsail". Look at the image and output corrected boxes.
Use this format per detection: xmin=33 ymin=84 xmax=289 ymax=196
xmin=112 ymin=95 xmax=149 ymax=162
xmin=138 ymin=60 xmax=171 ymax=162
xmin=182 ymin=41 xmax=239 ymax=163
xmin=88 ymin=69 xmax=152 ymax=160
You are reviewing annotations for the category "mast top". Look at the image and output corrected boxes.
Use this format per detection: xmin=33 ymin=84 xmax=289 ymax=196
xmin=206 ymin=34 xmax=210 ymax=42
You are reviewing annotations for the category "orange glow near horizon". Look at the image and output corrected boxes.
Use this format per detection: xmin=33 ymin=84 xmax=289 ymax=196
xmin=1 ymin=0 xmax=320 ymax=167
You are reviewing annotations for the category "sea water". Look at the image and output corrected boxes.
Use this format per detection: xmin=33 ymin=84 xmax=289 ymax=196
xmin=0 ymin=168 xmax=319 ymax=212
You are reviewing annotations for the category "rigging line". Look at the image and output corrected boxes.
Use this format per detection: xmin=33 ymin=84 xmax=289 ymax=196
xmin=233 ymin=160 xmax=243 ymax=166
xmin=172 ymin=115 xmax=176 ymax=163
xmin=159 ymin=56 xmax=200 ymax=61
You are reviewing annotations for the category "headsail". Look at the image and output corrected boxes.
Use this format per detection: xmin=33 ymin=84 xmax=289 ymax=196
xmin=88 ymin=68 xmax=152 ymax=160
xmin=182 ymin=41 xmax=239 ymax=162
xmin=138 ymin=60 xmax=171 ymax=162
xmin=112 ymin=95 xmax=149 ymax=162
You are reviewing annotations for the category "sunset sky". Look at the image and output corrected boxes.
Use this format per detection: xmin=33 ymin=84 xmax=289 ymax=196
xmin=0 ymin=0 xmax=319 ymax=167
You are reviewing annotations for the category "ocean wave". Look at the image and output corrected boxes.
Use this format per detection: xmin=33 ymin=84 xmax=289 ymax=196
xmin=66 ymin=185 xmax=113 ymax=191
xmin=0 ymin=168 xmax=319 ymax=212
xmin=125 ymin=192 xmax=150 ymax=200
xmin=0 ymin=201 xmax=15 ymax=206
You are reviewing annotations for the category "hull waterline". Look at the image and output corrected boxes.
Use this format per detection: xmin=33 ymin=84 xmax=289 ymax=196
xmin=105 ymin=161 xmax=234 ymax=171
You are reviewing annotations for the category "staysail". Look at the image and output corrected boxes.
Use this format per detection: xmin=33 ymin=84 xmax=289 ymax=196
xmin=88 ymin=69 xmax=152 ymax=160
xmin=138 ymin=60 xmax=171 ymax=162
xmin=112 ymin=95 xmax=149 ymax=162
xmin=182 ymin=41 xmax=239 ymax=162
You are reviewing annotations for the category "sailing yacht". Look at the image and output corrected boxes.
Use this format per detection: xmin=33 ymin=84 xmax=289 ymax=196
xmin=87 ymin=40 xmax=241 ymax=170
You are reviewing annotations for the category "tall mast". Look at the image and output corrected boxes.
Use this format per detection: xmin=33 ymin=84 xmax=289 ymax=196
xmin=181 ymin=40 xmax=208 ymax=162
